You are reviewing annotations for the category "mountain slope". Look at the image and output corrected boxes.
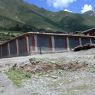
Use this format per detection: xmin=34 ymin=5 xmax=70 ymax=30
xmin=0 ymin=0 xmax=95 ymax=33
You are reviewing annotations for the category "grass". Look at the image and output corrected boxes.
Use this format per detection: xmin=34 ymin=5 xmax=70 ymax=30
xmin=0 ymin=30 xmax=22 ymax=42
xmin=6 ymin=69 xmax=31 ymax=86
xmin=1 ymin=0 xmax=95 ymax=33
xmin=0 ymin=30 xmax=22 ymax=36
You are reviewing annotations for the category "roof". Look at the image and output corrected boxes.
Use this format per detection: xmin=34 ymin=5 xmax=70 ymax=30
xmin=0 ymin=31 xmax=95 ymax=46
xmin=82 ymin=27 xmax=95 ymax=34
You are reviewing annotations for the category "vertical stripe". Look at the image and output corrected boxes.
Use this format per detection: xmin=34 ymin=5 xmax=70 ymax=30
xmin=34 ymin=35 xmax=38 ymax=53
xmin=16 ymin=39 xmax=19 ymax=55
xmin=32 ymin=35 xmax=35 ymax=52
xmin=32 ymin=35 xmax=38 ymax=53
xmin=79 ymin=37 xmax=82 ymax=46
xmin=64 ymin=37 xmax=67 ymax=49
xmin=51 ymin=36 xmax=55 ymax=52
xmin=26 ymin=36 xmax=29 ymax=54
xmin=1 ymin=45 xmax=2 ymax=58
xmin=90 ymin=38 xmax=92 ymax=44
xmin=0 ymin=45 xmax=2 ymax=58
xmin=8 ymin=43 xmax=10 ymax=56
xmin=78 ymin=37 xmax=80 ymax=46
xmin=1 ymin=46 xmax=2 ymax=58
xmin=66 ymin=37 xmax=70 ymax=51
xmin=48 ymin=36 xmax=52 ymax=52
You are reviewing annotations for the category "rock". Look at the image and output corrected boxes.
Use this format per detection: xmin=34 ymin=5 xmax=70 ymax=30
xmin=73 ymin=44 xmax=95 ymax=51
xmin=55 ymin=64 xmax=65 ymax=70
xmin=12 ymin=63 xmax=17 ymax=70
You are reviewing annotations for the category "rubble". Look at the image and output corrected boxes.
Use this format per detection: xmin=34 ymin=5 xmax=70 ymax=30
xmin=0 ymin=49 xmax=95 ymax=95
xmin=12 ymin=58 xmax=88 ymax=74
xmin=73 ymin=44 xmax=95 ymax=51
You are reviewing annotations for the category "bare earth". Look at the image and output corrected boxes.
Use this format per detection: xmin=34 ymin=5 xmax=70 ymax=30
xmin=1 ymin=49 xmax=95 ymax=95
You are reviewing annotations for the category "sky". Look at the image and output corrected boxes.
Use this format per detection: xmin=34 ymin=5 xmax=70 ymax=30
xmin=25 ymin=0 xmax=95 ymax=13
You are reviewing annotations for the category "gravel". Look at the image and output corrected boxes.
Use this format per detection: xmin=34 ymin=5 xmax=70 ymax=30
xmin=0 ymin=49 xmax=95 ymax=95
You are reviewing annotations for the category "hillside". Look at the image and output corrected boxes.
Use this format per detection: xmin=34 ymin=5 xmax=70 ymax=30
xmin=1 ymin=49 xmax=95 ymax=95
xmin=0 ymin=0 xmax=95 ymax=33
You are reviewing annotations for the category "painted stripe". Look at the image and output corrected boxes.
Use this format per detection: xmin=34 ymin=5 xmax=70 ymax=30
xmin=1 ymin=45 xmax=2 ymax=58
xmin=32 ymin=35 xmax=35 ymax=52
xmin=64 ymin=37 xmax=67 ymax=49
xmin=26 ymin=36 xmax=29 ymax=54
xmin=34 ymin=35 xmax=38 ymax=53
xmin=66 ymin=37 xmax=70 ymax=51
xmin=90 ymin=38 xmax=92 ymax=44
xmin=48 ymin=36 xmax=52 ymax=52
xmin=0 ymin=45 xmax=2 ymax=58
xmin=78 ymin=37 xmax=80 ymax=46
xmin=79 ymin=37 xmax=82 ymax=46
xmin=8 ymin=43 xmax=10 ymax=56
xmin=51 ymin=36 xmax=55 ymax=52
xmin=16 ymin=39 xmax=19 ymax=55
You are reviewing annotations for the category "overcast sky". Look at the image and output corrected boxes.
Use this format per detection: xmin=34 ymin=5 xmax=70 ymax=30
xmin=25 ymin=0 xmax=95 ymax=13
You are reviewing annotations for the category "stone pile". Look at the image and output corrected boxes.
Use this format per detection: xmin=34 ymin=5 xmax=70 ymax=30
xmin=74 ymin=44 xmax=95 ymax=51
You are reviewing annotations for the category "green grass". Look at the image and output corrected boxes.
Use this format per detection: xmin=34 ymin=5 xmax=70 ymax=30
xmin=0 ymin=30 xmax=22 ymax=42
xmin=6 ymin=69 xmax=31 ymax=86
xmin=0 ymin=0 xmax=95 ymax=33
xmin=0 ymin=31 xmax=22 ymax=36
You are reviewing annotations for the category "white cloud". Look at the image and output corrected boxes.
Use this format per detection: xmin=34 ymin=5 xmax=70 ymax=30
xmin=64 ymin=9 xmax=72 ymax=12
xmin=81 ymin=4 xmax=93 ymax=13
xmin=47 ymin=0 xmax=77 ymax=9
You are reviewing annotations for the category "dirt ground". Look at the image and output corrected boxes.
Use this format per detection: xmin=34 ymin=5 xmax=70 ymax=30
xmin=0 ymin=49 xmax=95 ymax=95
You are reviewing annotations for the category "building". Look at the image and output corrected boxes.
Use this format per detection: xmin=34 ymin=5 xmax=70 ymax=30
xmin=0 ymin=32 xmax=95 ymax=58
xmin=82 ymin=28 xmax=95 ymax=36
